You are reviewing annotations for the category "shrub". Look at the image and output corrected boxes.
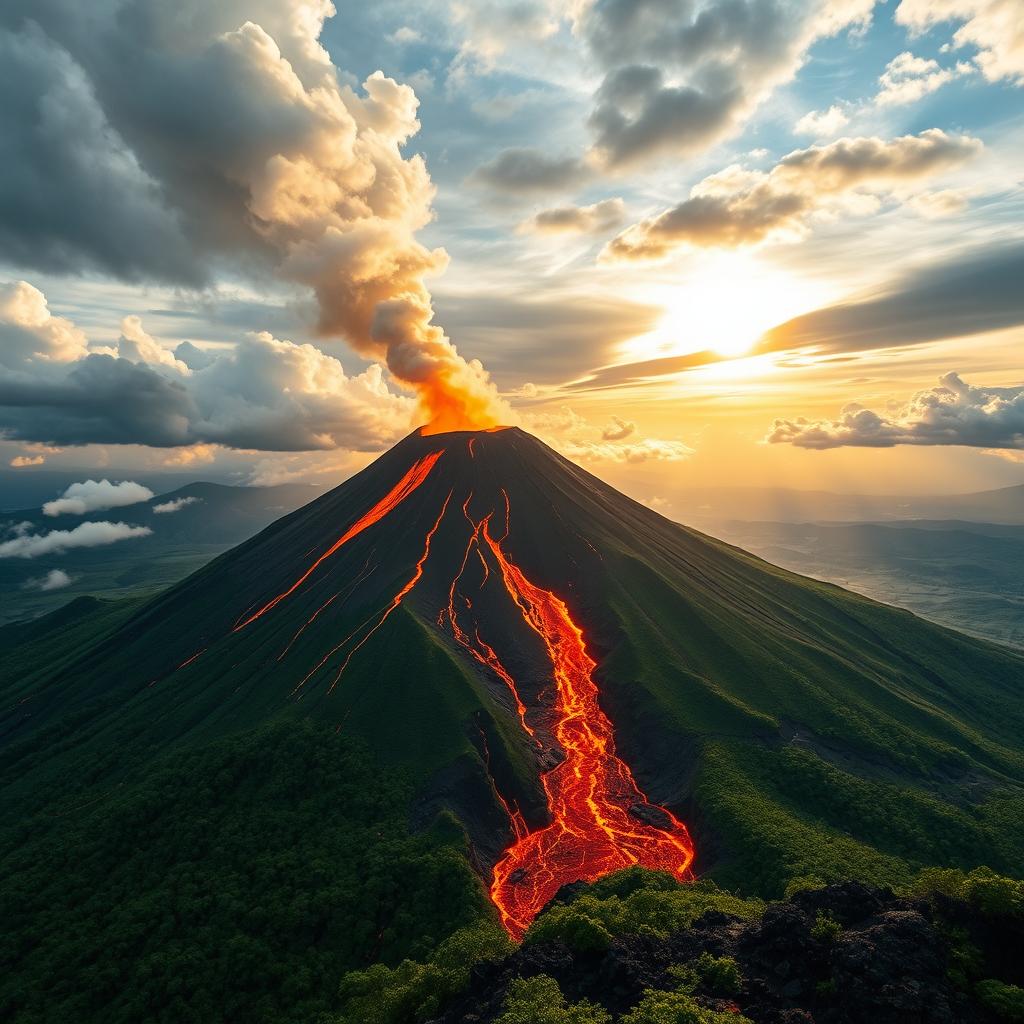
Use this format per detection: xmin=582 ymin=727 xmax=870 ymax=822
xmin=976 ymin=979 xmax=1024 ymax=1022
xmin=524 ymin=869 xmax=763 ymax=948
xmin=810 ymin=912 xmax=842 ymax=943
xmin=669 ymin=953 xmax=742 ymax=997
xmin=620 ymin=989 xmax=752 ymax=1024
xmin=494 ymin=976 xmax=611 ymax=1024
xmin=336 ymin=920 xmax=511 ymax=1024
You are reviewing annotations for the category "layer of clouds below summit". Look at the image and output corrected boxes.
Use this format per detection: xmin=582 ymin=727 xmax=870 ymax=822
xmin=43 ymin=479 xmax=154 ymax=517
xmin=768 ymin=373 xmax=1024 ymax=450
xmin=0 ymin=521 xmax=152 ymax=559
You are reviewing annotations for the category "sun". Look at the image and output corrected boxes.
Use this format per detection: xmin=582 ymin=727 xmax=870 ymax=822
xmin=624 ymin=252 xmax=831 ymax=363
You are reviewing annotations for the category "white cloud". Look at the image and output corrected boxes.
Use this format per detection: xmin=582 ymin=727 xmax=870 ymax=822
xmin=10 ymin=454 xmax=46 ymax=467
xmin=601 ymin=416 xmax=636 ymax=441
xmin=23 ymin=568 xmax=73 ymax=591
xmin=43 ymin=479 xmax=155 ymax=517
xmin=767 ymin=372 xmax=1024 ymax=449
xmin=153 ymin=496 xmax=202 ymax=514
xmin=896 ymin=0 xmax=1024 ymax=83
xmin=875 ymin=51 xmax=973 ymax=106
xmin=795 ymin=105 xmax=849 ymax=137
xmin=0 ymin=521 xmax=152 ymax=559
xmin=603 ymin=129 xmax=982 ymax=260
xmin=564 ymin=437 xmax=694 ymax=463
xmin=0 ymin=285 xmax=422 ymax=453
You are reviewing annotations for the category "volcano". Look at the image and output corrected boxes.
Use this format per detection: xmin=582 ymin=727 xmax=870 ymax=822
xmin=3 ymin=428 xmax=1024 ymax=1017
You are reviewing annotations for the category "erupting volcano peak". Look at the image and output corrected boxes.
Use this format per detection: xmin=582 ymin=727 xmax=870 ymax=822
xmin=144 ymin=425 xmax=697 ymax=937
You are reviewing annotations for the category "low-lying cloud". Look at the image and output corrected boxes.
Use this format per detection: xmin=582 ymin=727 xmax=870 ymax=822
xmin=23 ymin=568 xmax=72 ymax=591
xmin=767 ymin=373 xmax=1024 ymax=450
xmin=153 ymin=496 xmax=202 ymax=514
xmin=604 ymin=130 xmax=981 ymax=260
xmin=43 ymin=479 xmax=154 ymax=517
xmin=0 ymin=521 xmax=152 ymax=559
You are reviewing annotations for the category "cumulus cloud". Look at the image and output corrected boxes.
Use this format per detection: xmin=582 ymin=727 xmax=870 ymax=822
xmin=23 ymin=568 xmax=72 ymax=591
xmin=0 ymin=287 xmax=420 ymax=451
xmin=565 ymin=437 xmax=694 ymax=463
xmin=767 ymin=373 xmax=1024 ymax=450
xmin=601 ymin=416 xmax=635 ymax=440
xmin=875 ymin=51 xmax=973 ymax=106
xmin=0 ymin=281 xmax=90 ymax=367
xmin=153 ymin=496 xmax=202 ymax=514
xmin=579 ymin=0 xmax=876 ymax=169
xmin=0 ymin=1 xmax=507 ymax=431
xmin=521 ymin=405 xmax=691 ymax=463
xmin=43 ymin=479 xmax=155 ymax=517
xmin=10 ymin=454 xmax=45 ymax=467
xmin=603 ymin=129 xmax=981 ymax=260
xmin=896 ymin=0 xmax=1024 ymax=83
xmin=795 ymin=105 xmax=849 ymax=137
xmin=0 ymin=521 xmax=152 ymax=559
xmin=473 ymin=149 xmax=590 ymax=195
xmin=520 ymin=198 xmax=626 ymax=235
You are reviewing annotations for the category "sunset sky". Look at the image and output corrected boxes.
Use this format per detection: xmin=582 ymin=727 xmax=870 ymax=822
xmin=1 ymin=0 xmax=1022 ymax=512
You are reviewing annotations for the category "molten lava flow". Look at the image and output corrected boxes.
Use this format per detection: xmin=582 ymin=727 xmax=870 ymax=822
xmin=477 ymin=515 xmax=695 ymax=940
xmin=234 ymin=451 xmax=443 ymax=631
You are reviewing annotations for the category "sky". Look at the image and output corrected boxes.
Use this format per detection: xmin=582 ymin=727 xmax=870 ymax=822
xmin=1 ymin=0 xmax=1022 ymax=517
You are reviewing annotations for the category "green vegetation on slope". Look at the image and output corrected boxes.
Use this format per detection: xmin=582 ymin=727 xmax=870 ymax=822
xmin=0 ymin=720 xmax=489 ymax=1024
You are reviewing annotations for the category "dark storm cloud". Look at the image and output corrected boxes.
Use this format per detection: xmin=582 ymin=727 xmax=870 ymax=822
xmin=0 ymin=23 xmax=199 ymax=284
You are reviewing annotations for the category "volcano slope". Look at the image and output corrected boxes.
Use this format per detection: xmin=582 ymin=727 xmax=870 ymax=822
xmin=2 ymin=427 xmax=1024 ymax=1022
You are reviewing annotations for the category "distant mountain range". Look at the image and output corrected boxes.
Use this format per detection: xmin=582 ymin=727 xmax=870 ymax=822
xmin=714 ymin=518 xmax=1024 ymax=649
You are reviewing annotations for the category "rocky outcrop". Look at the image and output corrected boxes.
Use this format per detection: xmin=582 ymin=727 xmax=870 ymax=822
xmin=430 ymin=881 xmax=1014 ymax=1023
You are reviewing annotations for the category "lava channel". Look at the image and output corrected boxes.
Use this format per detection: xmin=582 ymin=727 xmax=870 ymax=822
xmin=234 ymin=450 xmax=443 ymax=632
xmin=469 ymin=511 xmax=695 ymax=940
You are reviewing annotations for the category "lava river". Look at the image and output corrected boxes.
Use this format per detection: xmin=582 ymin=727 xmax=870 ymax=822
xmin=444 ymin=497 xmax=695 ymax=939
xmin=222 ymin=444 xmax=695 ymax=941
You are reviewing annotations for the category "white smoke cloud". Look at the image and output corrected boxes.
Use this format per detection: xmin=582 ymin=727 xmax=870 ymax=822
xmin=767 ymin=372 xmax=1024 ymax=450
xmin=0 ymin=521 xmax=152 ymax=559
xmin=43 ymin=479 xmax=155 ymax=517
xmin=153 ymin=496 xmax=202 ymax=514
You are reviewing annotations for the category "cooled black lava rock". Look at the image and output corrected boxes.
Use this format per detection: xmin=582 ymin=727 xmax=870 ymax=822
xmin=428 ymin=881 xmax=1009 ymax=1024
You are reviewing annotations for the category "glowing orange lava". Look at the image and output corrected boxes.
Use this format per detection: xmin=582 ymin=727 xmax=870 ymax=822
xmin=477 ymin=514 xmax=695 ymax=940
xmin=234 ymin=451 xmax=443 ymax=631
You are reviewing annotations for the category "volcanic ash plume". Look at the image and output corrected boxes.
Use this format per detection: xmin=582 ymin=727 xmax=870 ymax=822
xmin=231 ymin=22 xmax=509 ymax=433
xmin=4 ymin=1 xmax=508 ymax=434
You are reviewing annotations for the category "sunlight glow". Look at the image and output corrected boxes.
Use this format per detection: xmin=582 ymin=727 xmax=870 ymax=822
xmin=623 ymin=253 xmax=834 ymax=363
